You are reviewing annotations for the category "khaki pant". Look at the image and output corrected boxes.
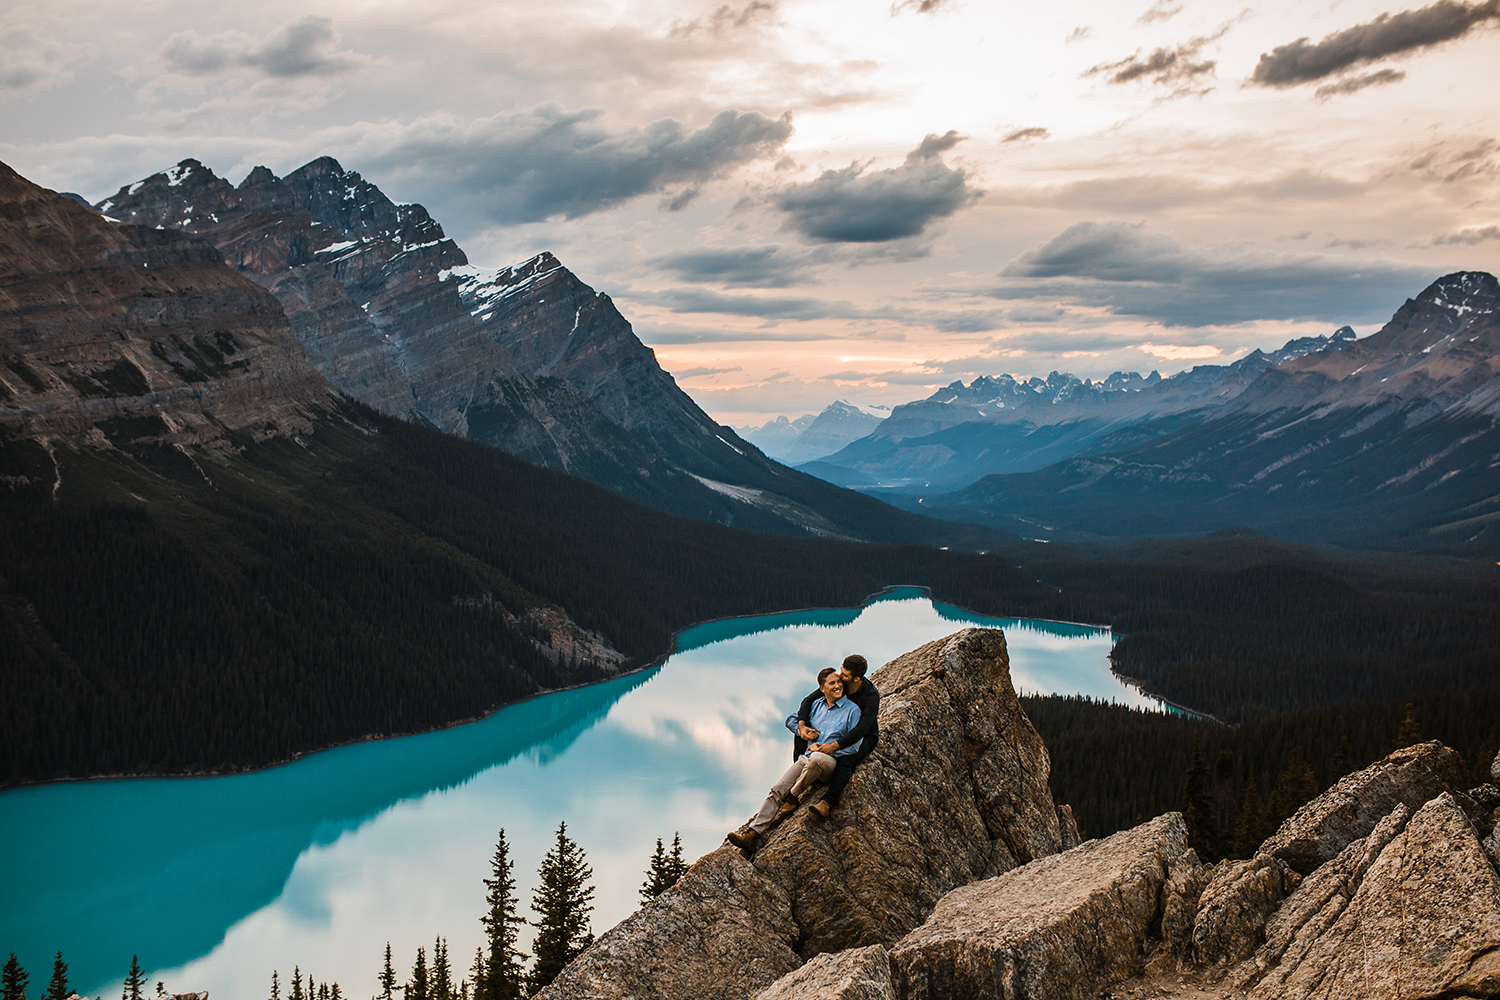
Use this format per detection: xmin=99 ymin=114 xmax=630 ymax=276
xmin=749 ymin=752 xmax=837 ymax=833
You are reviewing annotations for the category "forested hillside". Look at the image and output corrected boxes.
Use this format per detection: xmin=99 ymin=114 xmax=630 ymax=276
xmin=0 ymin=398 xmax=1042 ymax=786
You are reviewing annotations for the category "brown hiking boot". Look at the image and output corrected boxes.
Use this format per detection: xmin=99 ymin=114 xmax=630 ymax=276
xmin=727 ymin=828 xmax=759 ymax=849
xmin=775 ymin=800 xmax=798 ymax=821
xmin=810 ymin=800 xmax=831 ymax=819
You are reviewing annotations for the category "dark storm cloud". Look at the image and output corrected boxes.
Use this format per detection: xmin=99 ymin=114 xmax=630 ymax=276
xmin=1086 ymin=33 xmax=1220 ymax=88
xmin=1002 ymin=127 xmax=1050 ymax=143
xmin=160 ymin=17 xmax=363 ymax=78
xmin=1250 ymin=0 xmax=1500 ymax=87
xmin=648 ymin=287 xmax=1002 ymax=331
xmin=652 ymin=244 xmax=817 ymax=287
xmin=772 ymin=131 xmax=980 ymax=243
xmin=996 ymin=221 xmax=1431 ymax=326
xmin=372 ymin=106 xmax=793 ymax=224
xmin=1314 ymin=68 xmax=1407 ymax=97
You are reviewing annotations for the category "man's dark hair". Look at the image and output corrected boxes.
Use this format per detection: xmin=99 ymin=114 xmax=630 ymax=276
xmin=841 ymin=654 xmax=868 ymax=678
xmin=817 ymin=666 xmax=838 ymax=686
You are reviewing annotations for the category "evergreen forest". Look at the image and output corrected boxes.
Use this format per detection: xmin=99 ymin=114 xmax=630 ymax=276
xmin=4 ymin=398 xmax=1499 ymax=847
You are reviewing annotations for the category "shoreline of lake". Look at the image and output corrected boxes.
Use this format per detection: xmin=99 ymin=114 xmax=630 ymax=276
xmin=0 ymin=584 xmax=1137 ymax=793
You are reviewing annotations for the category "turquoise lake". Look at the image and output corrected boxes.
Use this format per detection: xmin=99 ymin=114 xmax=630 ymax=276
xmin=1 ymin=588 xmax=1161 ymax=1000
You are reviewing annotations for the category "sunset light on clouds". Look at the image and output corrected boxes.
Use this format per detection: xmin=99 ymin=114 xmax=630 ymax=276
xmin=4 ymin=0 xmax=1498 ymax=423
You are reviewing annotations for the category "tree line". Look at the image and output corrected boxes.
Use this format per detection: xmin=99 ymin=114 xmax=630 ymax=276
xmin=2 ymin=827 xmax=689 ymax=1000
xmin=1026 ymin=691 xmax=1500 ymax=850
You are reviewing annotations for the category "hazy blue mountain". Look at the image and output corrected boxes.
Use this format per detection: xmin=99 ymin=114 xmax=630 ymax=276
xmin=807 ymin=329 xmax=1357 ymax=491
xmin=892 ymin=273 xmax=1500 ymax=557
xmin=741 ymin=399 xmax=889 ymax=464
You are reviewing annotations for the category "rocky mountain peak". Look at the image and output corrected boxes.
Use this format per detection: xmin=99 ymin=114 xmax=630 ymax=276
xmin=1413 ymin=269 xmax=1500 ymax=316
xmin=0 ymin=160 xmax=335 ymax=447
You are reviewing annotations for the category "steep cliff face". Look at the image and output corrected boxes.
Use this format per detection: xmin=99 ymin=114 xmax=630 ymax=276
xmin=0 ymin=160 xmax=336 ymax=448
xmin=92 ymin=158 xmax=997 ymax=546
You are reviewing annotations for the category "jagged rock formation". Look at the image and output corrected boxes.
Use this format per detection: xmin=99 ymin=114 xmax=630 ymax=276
xmin=534 ymin=628 xmax=1500 ymax=1000
xmin=888 ymin=813 xmax=1199 ymax=1000
xmin=907 ymin=273 xmax=1500 ymax=556
xmin=0 ymin=161 xmax=336 ymax=448
xmin=1258 ymin=741 xmax=1474 ymax=874
xmin=537 ymin=627 xmax=1072 ymax=999
xmin=89 ymin=158 xmax=995 ymax=546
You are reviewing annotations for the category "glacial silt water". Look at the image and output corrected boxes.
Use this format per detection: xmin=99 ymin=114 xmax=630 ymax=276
xmin=1 ymin=588 xmax=1160 ymax=999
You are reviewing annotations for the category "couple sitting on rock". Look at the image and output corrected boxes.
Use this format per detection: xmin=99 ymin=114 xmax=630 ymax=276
xmin=728 ymin=654 xmax=880 ymax=851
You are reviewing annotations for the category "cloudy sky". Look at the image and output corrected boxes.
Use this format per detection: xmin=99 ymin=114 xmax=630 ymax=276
xmin=4 ymin=0 xmax=1498 ymax=424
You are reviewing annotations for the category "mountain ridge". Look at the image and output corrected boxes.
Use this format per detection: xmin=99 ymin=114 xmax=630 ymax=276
xmin=90 ymin=156 xmax=1000 ymax=547
xmin=899 ymin=271 xmax=1500 ymax=556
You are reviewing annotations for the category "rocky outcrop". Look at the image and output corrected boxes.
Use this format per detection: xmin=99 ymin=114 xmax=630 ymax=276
xmin=537 ymin=627 xmax=1072 ymax=1000
xmin=1257 ymin=741 xmax=1472 ymax=874
xmin=537 ymin=634 xmax=1500 ymax=1000
xmin=538 ymin=846 xmax=802 ymax=1000
xmin=1247 ymin=793 xmax=1500 ymax=999
xmin=1190 ymin=853 xmax=1300 ymax=968
xmin=0 ymin=161 xmax=337 ymax=447
xmin=756 ymin=946 xmax=894 ymax=1000
xmin=1225 ymin=803 xmax=1412 ymax=992
xmin=889 ymin=813 xmax=1198 ymax=1000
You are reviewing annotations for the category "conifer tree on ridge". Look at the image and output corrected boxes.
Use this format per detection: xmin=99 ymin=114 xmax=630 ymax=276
xmin=481 ymin=828 xmax=526 ymax=1000
xmin=527 ymin=821 xmax=595 ymax=993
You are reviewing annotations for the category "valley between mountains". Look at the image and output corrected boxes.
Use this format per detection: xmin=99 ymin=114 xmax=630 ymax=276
xmin=2 ymin=153 xmax=1497 ymax=825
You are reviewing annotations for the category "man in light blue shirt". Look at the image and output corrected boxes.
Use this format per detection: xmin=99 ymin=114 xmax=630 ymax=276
xmin=728 ymin=667 xmax=861 ymax=849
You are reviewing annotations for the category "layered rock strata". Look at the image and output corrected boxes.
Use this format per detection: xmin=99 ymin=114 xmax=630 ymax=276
xmin=90 ymin=158 xmax=949 ymax=542
xmin=0 ymin=161 xmax=336 ymax=447
xmin=537 ymin=627 xmax=1071 ymax=1000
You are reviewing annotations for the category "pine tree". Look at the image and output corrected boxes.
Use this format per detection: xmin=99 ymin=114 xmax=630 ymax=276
xmin=1331 ymin=735 xmax=1352 ymax=781
xmin=640 ymin=839 xmax=668 ymax=901
xmin=467 ymin=951 xmax=484 ymax=1000
xmin=528 ymin=821 xmax=596 ymax=993
xmin=1396 ymin=704 xmax=1422 ymax=749
xmin=331 ymin=985 xmax=342 ymax=1000
xmin=640 ymin=834 xmax=690 ymax=900
xmin=156 ymin=983 xmax=166 ymax=998
xmin=1269 ymin=748 xmax=1319 ymax=827
xmin=289 ymin=968 xmax=304 ymax=1000
xmin=269 ymin=970 xmax=281 ymax=1000
xmin=1211 ymin=753 xmax=1235 ymax=851
xmin=122 ymin=957 xmax=146 ymax=1000
xmin=1230 ymin=775 xmax=1268 ymax=859
xmin=431 ymin=939 xmax=451 ymax=1000
xmin=481 ymin=828 xmax=526 ymax=1000
xmin=378 ymin=946 xmax=396 ymax=1000
xmin=408 ymin=947 xmax=428 ymax=1000
xmin=1179 ymin=737 xmax=1218 ymax=861
xmin=44 ymin=953 xmax=67 ymax=1000
xmin=2 ymin=953 xmax=29 ymax=1000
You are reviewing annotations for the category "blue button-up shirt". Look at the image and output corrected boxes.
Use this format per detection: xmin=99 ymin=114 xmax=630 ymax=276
xmin=784 ymin=694 xmax=862 ymax=757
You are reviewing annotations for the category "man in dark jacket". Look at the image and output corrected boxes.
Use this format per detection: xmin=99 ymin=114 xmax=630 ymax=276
xmin=793 ymin=653 xmax=879 ymax=818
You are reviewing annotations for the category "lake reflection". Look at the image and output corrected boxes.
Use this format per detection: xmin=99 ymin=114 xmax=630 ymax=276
xmin=2 ymin=588 xmax=1156 ymax=1000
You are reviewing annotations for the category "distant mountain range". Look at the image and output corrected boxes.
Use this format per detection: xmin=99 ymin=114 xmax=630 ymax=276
xmin=737 ymin=399 xmax=889 ymax=465
xmin=803 ymin=328 xmax=1359 ymax=490
xmin=86 ymin=157 xmax=986 ymax=546
xmin=888 ymin=272 xmax=1500 ymax=557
